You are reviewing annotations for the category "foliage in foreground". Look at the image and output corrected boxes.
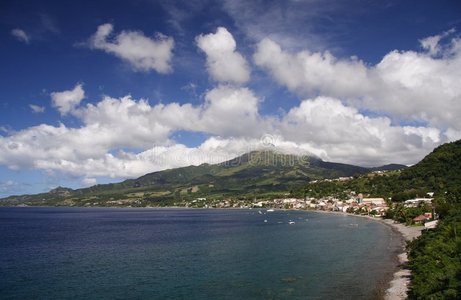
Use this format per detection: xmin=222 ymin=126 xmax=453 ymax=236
xmin=408 ymin=207 xmax=461 ymax=299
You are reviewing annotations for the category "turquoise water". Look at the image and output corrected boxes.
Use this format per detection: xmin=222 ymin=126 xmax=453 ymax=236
xmin=0 ymin=207 xmax=401 ymax=299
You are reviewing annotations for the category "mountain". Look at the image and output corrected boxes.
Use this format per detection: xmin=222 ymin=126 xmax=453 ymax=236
xmin=0 ymin=150 xmax=406 ymax=207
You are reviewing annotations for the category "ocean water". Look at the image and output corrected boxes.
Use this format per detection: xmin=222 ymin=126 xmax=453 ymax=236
xmin=0 ymin=207 xmax=401 ymax=299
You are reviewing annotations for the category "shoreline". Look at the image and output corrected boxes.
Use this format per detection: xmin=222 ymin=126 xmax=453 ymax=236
xmin=380 ymin=219 xmax=423 ymax=300
xmin=311 ymin=210 xmax=423 ymax=300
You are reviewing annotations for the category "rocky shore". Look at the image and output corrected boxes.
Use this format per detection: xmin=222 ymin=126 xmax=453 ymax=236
xmin=382 ymin=220 xmax=423 ymax=300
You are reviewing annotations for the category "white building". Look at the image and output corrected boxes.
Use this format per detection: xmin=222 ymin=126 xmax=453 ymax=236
xmin=362 ymin=198 xmax=385 ymax=205
xmin=404 ymin=198 xmax=433 ymax=207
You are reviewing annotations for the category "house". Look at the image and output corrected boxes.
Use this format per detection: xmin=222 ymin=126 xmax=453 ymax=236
xmin=413 ymin=214 xmax=429 ymax=224
xmin=362 ymin=198 xmax=385 ymax=206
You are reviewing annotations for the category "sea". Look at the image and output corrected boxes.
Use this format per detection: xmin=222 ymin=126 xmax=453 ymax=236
xmin=0 ymin=207 xmax=401 ymax=299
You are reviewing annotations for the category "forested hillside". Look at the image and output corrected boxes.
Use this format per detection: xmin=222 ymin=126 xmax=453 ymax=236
xmin=405 ymin=141 xmax=461 ymax=299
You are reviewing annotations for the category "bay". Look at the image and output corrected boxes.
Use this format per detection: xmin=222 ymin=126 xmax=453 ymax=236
xmin=0 ymin=207 xmax=401 ymax=299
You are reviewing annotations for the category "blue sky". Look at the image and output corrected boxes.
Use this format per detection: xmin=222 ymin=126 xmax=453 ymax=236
xmin=1 ymin=0 xmax=461 ymax=197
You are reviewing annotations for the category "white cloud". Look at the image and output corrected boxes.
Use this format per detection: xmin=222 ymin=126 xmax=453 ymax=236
xmin=196 ymin=27 xmax=250 ymax=84
xmin=88 ymin=23 xmax=174 ymax=73
xmin=0 ymin=85 xmax=448 ymax=181
xmin=254 ymin=38 xmax=370 ymax=98
xmin=51 ymin=84 xmax=85 ymax=115
xmin=196 ymin=85 xmax=264 ymax=137
xmin=82 ymin=177 xmax=97 ymax=186
xmin=75 ymin=95 xmax=188 ymax=150
xmin=254 ymin=31 xmax=461 ymax=133
xmin=11 ymin=28 xmax=30 ymax=44
xmin=30 ymin=104 xmax=45 ymax=113
xmin=278 ymin=97 xmax=442 ymax=166
xmin=371 ymin=44 xmax=461 ymax=130
xmin=0 ymin=85 xmax=261 ymax=178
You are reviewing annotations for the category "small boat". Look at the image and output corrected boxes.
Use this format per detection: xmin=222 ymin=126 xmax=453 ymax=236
xmin=267 ymin=209 xmax=275 ymax=212
xmin=264 ymin=219 xmax=268 ymax=223
xmin=288 ymin=221 xmax=295 ymax=225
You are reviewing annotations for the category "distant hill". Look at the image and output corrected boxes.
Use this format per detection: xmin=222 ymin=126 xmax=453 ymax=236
xmin=369 ymin=164 xmax=408 ymax=172
xmin=0 ymin=150 xmax=407 ymax=207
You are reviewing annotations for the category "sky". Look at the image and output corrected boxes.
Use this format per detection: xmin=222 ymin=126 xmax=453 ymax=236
xmin=1 ymin=0 xmax=461 ymax=197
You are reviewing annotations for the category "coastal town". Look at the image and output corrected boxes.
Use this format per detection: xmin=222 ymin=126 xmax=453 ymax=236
xmin=183 ymin=187 xmax=438 ymax=229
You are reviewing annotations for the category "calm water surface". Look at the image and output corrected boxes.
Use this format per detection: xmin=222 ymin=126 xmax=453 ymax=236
xmin=0 ymin=207 xmax=401 ymax=299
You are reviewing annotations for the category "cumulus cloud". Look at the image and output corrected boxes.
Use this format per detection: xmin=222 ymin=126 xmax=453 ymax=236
xmin=29 ymin=104 xmax=45 ymax=113
xmin=279 ymin=97 xmax=442 ymax=166
xmin=11 ymin=28 xmax=30 ymax=44
xmin=254 ymin=38 xmax=370 ymax=98
xmin=51 ymin=84 xmax=85 ymax=115
xmin=75 ymin=95 xmax=189 ymax=150
xmin=88 ymin=23 xmax=174 ymax=73
xmin=197 ymin=85 xmax=265 ymax=137
xmin=196 ymin=27 xmax=250 ymax=84
xmin=0 ymin=84 xmax=448 ymax=181
xmin=3 ymin=27 xmax=460 ymax=186
xmin=254 ymin=31 xmax=461 ymax=133
xmin=0 ymin=85 xmax=256 ymax=177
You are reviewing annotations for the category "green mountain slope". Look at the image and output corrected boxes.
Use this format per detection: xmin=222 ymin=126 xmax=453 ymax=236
xmin=0 ymin=150 xmax=401 ymax=207
xmin=304 ymin=140 xmax=461 ymax=202
xmin=400 ymin=141 xmax=461 ymax=299
xmin=399 ymin=140 xmax=461 ymax=195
